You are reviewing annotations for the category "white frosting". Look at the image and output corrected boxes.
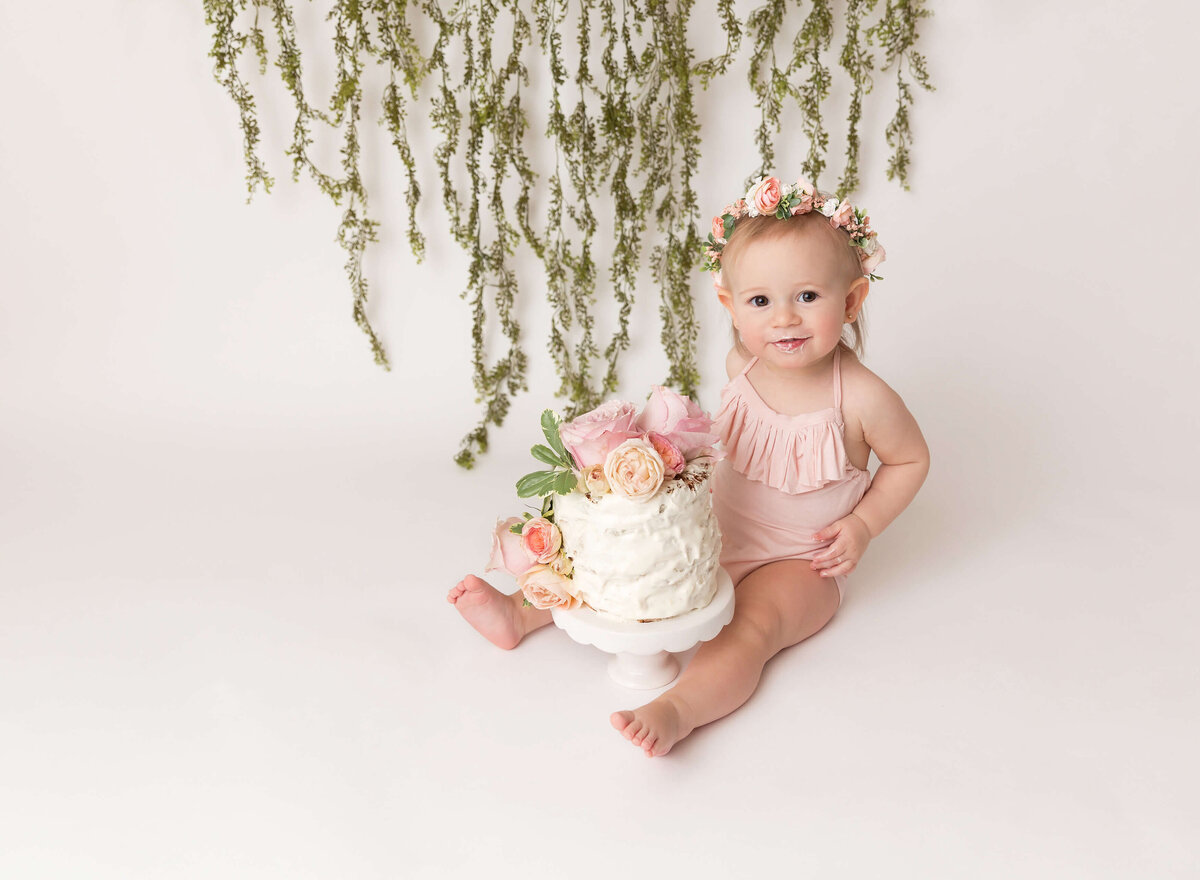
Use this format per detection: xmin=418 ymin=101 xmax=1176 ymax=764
xmin=553 ymin=463 xmax=722 ymax=621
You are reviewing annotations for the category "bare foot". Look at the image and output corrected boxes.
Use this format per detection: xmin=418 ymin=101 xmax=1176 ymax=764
xmin=447 ymin=575 xmax=526 ymax=650
xmin=610 ymin=697 xmax=691 ymax=757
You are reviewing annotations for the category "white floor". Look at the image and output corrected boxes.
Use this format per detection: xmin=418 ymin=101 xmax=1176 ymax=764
xmin=2 ymin=410 xmax=1196 ymax=877
xmin=3 ymin=1 xmax=1199 ymax=877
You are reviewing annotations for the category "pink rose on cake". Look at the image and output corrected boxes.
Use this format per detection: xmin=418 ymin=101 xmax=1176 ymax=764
xmin=646 ymin=432 xmax=686 ymax=478
xmin=521 ymin=517 xmax=562 ymax=564
xmin=519 ymin=564 xmax=580 ymax=610
xmin=604 ymin=438 xmax=665 ymax=502
xmin=559 ymin=401 xmax=641 ymax=469
xmin=637 ymin=386 xmax=720 ymax=461
xmin=485 ymin=516 xmax=535 ymax=577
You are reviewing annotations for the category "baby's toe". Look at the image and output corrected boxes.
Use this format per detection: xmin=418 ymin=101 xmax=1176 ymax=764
xmin=610 ymin=711 xmax=634 ymax=733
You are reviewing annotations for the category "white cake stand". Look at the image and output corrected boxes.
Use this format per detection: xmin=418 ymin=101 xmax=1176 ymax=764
xmin=551 ymin=568 xmax=735 ymax=689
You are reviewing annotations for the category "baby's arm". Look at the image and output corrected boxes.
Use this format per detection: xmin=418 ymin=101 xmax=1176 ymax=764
xmin=812 ymin=373 xmax=929 ymax=577
xmin=851 ymin=378 xmax=929 ymax=537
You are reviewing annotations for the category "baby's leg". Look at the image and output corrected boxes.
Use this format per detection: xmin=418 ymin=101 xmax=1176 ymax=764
xmin=447 ymin=575 xmax=553 ymax=650
xmin=611 ymin=560 xmax=839 ymax=756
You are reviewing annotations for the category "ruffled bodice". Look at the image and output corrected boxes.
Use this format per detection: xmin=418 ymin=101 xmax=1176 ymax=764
xmin=714 ymin=349 xmax=857 ymax=494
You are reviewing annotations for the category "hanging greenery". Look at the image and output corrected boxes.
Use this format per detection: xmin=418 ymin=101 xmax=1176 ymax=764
xmin=202 ymin=0 xmax=933 ymax=466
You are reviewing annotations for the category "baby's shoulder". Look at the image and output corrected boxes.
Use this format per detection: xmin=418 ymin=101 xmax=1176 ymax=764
xmin=725 ymin=346 xmax=750 ymax=380
xmin=839 ymin=351 xmax=907 ymax=421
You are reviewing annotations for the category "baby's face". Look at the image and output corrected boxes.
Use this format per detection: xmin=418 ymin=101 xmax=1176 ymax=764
xmin=722 ymin=228 xmax=865 ymax=374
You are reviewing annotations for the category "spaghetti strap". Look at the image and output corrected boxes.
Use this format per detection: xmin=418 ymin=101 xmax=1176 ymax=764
xmin=738 ymin=356 xmax=759 ymax=378
xmin=832 ymin=347 xmax=843 ymax=410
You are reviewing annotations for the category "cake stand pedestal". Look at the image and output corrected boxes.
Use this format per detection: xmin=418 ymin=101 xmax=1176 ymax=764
xmin=551 ymin=568 xmax=735 ymax=689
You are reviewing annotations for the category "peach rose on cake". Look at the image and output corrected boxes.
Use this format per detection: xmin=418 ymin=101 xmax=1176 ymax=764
xmin=521 ymin=517 xmax=562 ymax=564
xmin=604 ymin=438 xmax=665 ymax=502
xmin=549 ymin=553 xmax=574 ymax=577
xmin=577 ymin=463 xmax=610 ymax=496
xmin=559 ymin=400 xmax=641 ymax=469
xmin=636 ymin=386 xmax=720 ymax=461
xmin=485 ymin=516 xmax=535 ymax=577
xmin=519 ymin=564 xmax=580 ymax=610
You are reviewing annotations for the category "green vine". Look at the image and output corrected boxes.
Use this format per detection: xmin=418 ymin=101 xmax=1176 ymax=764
xmin=202 ymin=0 xmax=934 ymax=465
xmin=792 ymin=0 xmax=834 ymax=184
xmin=837 ymin=0 xmax=876 ymax=196
xmin=640 ymin=0 xmax=702 ymax=397
xmin=867 ymin=0 xmax=935 ymax=187
xmin=204 ymin=0 xmax=274 ymax=197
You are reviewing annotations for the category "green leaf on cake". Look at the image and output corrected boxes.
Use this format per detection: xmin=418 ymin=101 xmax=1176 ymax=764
xmin=540 ymin=410 xmax=573 ymax=468
xmin=531 ymin=443 xmax=567 ymax=468
xmin=551 ymin=471 xmax=579 ymax=496
xmin=516 ymin=470 xmax=560 ymax=498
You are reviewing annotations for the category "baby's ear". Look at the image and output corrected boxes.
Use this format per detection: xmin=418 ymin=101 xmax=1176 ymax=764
xmin=846 ymin=275 xmax=870 ymax=312
xmin=714 ymin=276 xmax=734 ymax=314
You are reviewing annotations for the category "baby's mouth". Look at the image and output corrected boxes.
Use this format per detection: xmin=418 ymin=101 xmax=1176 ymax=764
xmin=772 ymin=337 xmax=809 ymax=353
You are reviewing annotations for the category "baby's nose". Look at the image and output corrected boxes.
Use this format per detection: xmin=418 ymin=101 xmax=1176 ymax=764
xmin=773 ymin=308 xmax=801 ymax=326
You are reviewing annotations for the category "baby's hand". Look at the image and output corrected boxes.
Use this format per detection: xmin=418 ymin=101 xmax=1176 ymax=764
xmin=811 ymin=514 xmax=871 ymax=579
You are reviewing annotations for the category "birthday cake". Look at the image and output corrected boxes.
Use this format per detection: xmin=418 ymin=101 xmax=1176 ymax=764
xmin=486 ymin=388 xmax=722 ymax=622
xmin=553 ymin=460 xmax=720 ymax=620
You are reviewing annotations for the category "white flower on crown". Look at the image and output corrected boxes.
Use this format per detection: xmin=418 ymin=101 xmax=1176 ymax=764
xmin=861 ymin=236 xmax=878 ymax=256
xmin=821 ymin=198 xmax=840 ymax=218
xmin=744 ymin=176 xmax=764 ymax=217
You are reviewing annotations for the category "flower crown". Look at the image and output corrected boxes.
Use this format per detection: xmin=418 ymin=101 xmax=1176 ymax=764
xmin=701 ymin=176 xmax=886 ymax=281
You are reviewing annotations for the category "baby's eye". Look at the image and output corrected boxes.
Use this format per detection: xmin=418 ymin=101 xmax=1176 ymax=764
xmin=799 ymin=291 xmax=819 ymax=303
xmin=750 ymin=295 xmax=769 ymax=307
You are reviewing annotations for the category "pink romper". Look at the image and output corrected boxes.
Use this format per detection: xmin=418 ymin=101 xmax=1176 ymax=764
xmin=712 ymin=347 xmax=871 ymax=599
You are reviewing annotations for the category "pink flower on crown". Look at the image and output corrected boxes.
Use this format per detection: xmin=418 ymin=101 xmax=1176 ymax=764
xmin=559 ymin=400 xmax=641 ymax=470
xmin=746 ymin=177 xmax=782 ymax=217
xmin=711 ymin=215 xmax=727 ymax=244
xmin=637 ymin=386 xmax=720 ymax=461
xmin=831 ymin=200 xmax=856 ymax=228
xmin=861 ymin=241 xmax=886 ymax=275
xmin=790 ymin=194 xmax=814 ymax=215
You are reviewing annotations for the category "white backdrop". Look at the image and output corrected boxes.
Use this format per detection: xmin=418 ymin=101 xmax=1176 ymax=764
xmin=2 ymin=2 xmax=1197 ymax=877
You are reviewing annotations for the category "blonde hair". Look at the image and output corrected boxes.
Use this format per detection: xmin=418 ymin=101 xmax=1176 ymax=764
xmin=720 ymin=212 xmax=868 ymax=359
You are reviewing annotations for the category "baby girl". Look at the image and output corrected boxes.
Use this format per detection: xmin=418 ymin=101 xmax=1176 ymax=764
xmin=450 ymin=176 xmax=929 ymax=756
